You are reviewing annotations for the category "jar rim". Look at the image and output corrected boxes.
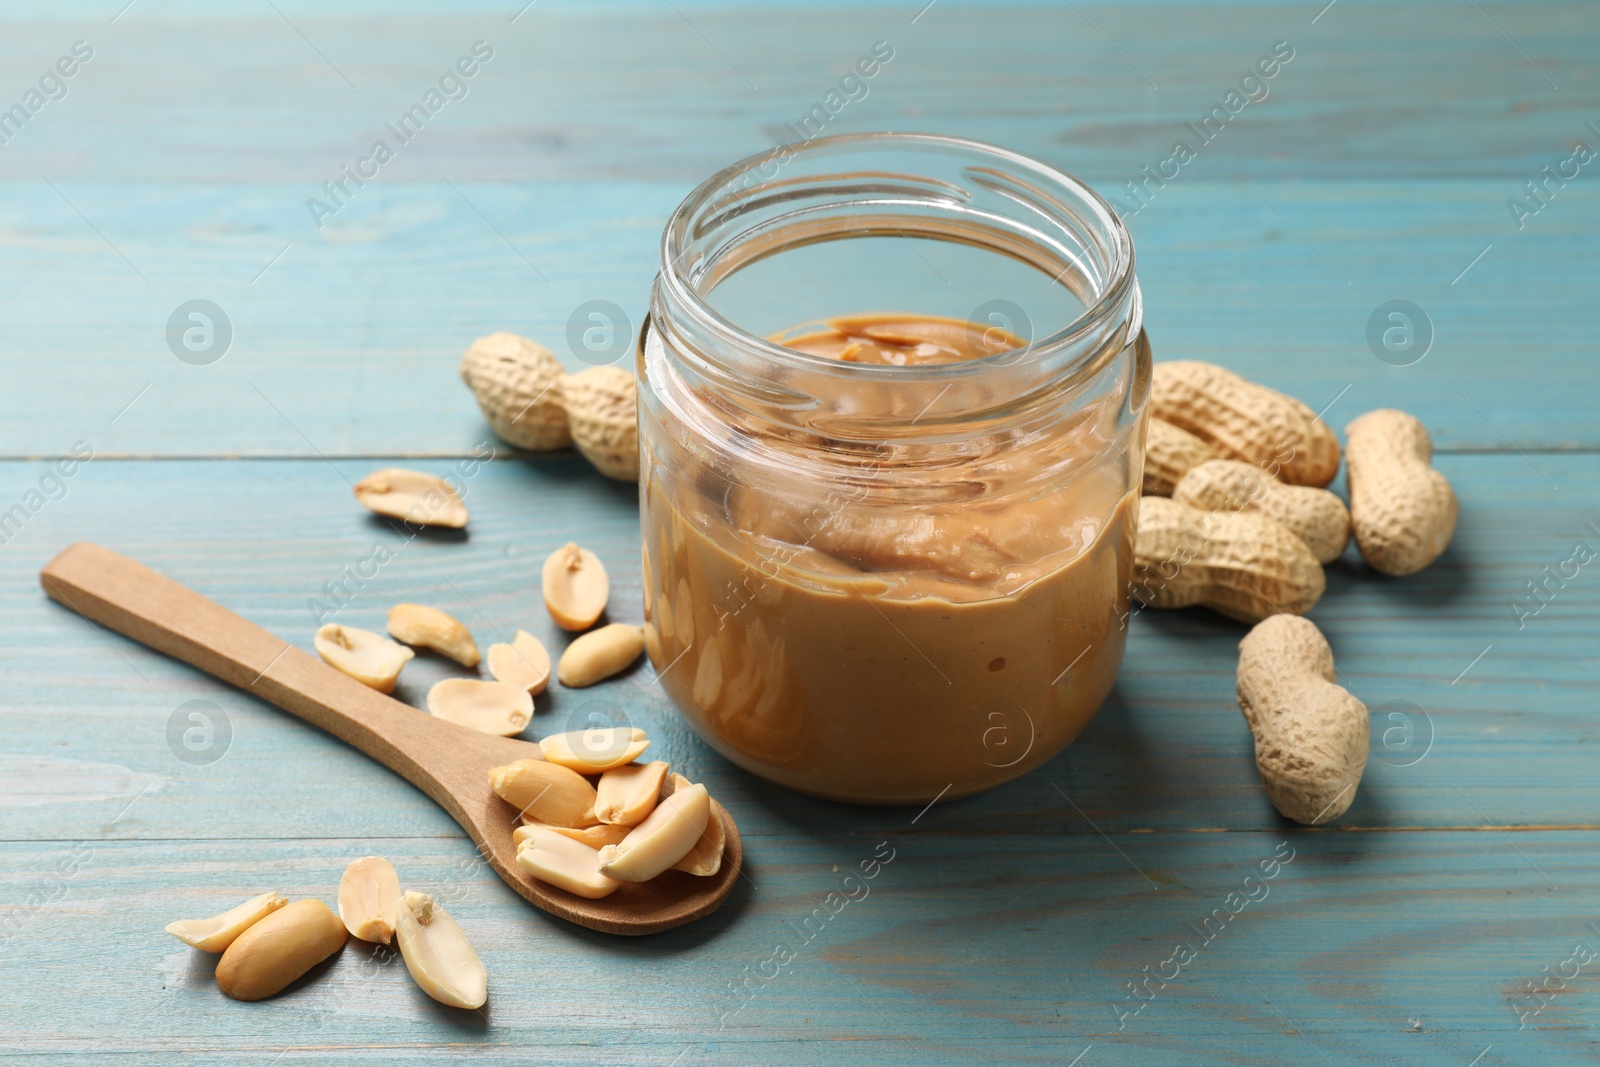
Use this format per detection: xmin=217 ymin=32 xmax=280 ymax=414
xmin=656 ymin=131 xmax=1137 ymax=383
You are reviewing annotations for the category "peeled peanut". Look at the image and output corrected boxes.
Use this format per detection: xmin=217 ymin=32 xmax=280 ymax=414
xmin=1144 ymin=417 xmax=1217 ymax=496
xmin=1133 ymin=496 xmax=1325 ymax=623
xmin=488 ymin=759 xmax=599 ymax=828
xmin=1345 ymin=409 xmax=1458 ymax=576
xmin=675 ymin=799 xmax=728 ymax=877
xmin=515 ymin=827 xmax=621 ymax=899
xmin=214 ymin=899 xmax=347 ymax=1001
xmin=427 ymin=679 xmax=533 ymax=737
xmin=538 ymin=727 xmax=649 ymax=773
xmin=165 ymin=891 xmax=286 ymax=952
xmin=1237 ymin=614 xmax=1369 ymax=825
xmin=513 ymin=820 xmax=631 ymax=850
xmin=394 ymin=890 xmax=487 ymax=1010
xmin=337 ymin=857 xmax=401 ymax=944
xmin=1174 ymin=459 xmax=1351 ymax=564
xmin=353 ymin=468 xmax=468 ymax=528
xmin=557 ymin=623 xmax=645 ymax=687
xmin=659 ymin=772 xmax=725 ymax=876
xmin=459 ymin=331 xmax=571 ymax=451
xmin=486 ymin=630 xmax=551 ymax=695
xmin=597 ymin=783 xmax=710 ymax=882
xmin=314 ymin=624 xmax=414 ymax=693
xmin=564 ymin=366 xmax=640 ymax=481
xmin=387 ymin=603 xmax=480 ymax=667
xmin=595 ymin=760 xmax=669 ymax=826
xmin=542 ymin=543 xmax=609 ymax=631
xmin=1152 ymin=361 xmax=1341 ymax=487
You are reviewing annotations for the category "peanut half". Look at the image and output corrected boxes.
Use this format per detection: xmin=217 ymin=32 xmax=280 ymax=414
xmin=513 ymin=820 xmax=631 ymax=850
xmin=662 ymin=772 xmax=726 ymax=877
xmin=597 ymin=783 xmax=710 ymax=882
xmin=427 ymin=679 xmax=533 ymax=737
xmin=1151 ymin=361 xmax=1341 ymax=487
xmin=1133 ymin=496 xmax=1324 ymax=623
xmin=337 ymin=857 xmax=401 ymax=944
xmin=214 ymin=899 xmax=347 ymax=1001
xmin=486 ymin=630 xmax=551 ymax=695
xmin=1173 ymin=459 xmax=1351 ymax=564
xmin=542 ymin=542 xmax=609 ymax=631
xmin=387 ymin=603 xmax=480 ymax=667
xmin=488 ymin=759 xmax=599 ymax=828
xmin=1237 ymin=614 xmax=1369 ymax=825
xmin=395 ymin=890 xmax=488 ymax=1010
xmin=538 ymin=727 xmax=649 ymax=773
xmin=166 ymin=891 xmax=287 ymax=953
xmin=1345 ymin=408 xmax=1458 ymax=576
xmin=557 ymin=623 xmax=645 ymax=687
xmin=458 ymin=331 xmax=571 ymax=452
xmin=353 ymin=468 xmax=468 ymax=528
xmin=515 ymin=827 xmax=622 ymax=899
xmin=564 ymin=366 xmax=640 ymax=482
xmin=314 ymin=624 xmax=414 ymax=693
xmin=675 ymin=799 xmax=728 ymax=877
xmin=1144 ymin=417 xmax=1217 ymax=496
xmin=594 ymin=760 xmax=669 ymax=827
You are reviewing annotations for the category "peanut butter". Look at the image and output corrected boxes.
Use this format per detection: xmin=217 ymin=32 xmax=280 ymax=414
xmin=643 ymin=314 xmax=1138 ymax=804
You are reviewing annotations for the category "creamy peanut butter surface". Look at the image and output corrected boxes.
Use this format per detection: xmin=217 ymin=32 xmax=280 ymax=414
xmin=643 ymin=314 xmax=1138 ymax=804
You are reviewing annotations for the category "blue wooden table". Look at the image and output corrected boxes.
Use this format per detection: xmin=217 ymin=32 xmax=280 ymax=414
xmin=2 ymin=1 xmax=1597 ymax=1062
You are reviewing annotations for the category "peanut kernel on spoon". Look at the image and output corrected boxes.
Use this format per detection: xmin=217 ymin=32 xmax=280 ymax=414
xmin=661 ymin=772 xmax=726 ymax=877
xmin=557 ymin=623 xmax=645 ymax=688
xmin=337 ymin=857 xmax=401 ymax=944
xmin=515 ymin=827 xmax=622 ymax=899
xmin=427 ymin=678 xmax=533 ymax=737
xmin=675 ymin=798 xmax=728 ymax=877
xmin=594 ymin=760 xmax=669 ymax=827
xmin=387 ymin=603 xmax=480 ymax=667
xmin=394 ymin=891 xmax=488 ymax=1010
xmin=165 ymin=891 xmax=287 ymax=952
xmin=542 ymin=542 xmax=609 ymax=631
xmin=538 ymin=727 xmax=650 ymax=773
xmin=314 ymin=624 xmax=414 ymax=693
xmin=488 ymin=759 xmax=599 ymax=828
xmin=513 ymin=820 xmax=631 ymax=850
xmin=486 ymin=630 xmax=551 ymax=695
xmin=597 ymin=783 xmax=711 ymax=882
xmin=353 ymin=468 xmax=468 ymax=528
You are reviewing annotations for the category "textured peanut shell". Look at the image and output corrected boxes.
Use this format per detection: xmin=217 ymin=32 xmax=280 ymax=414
xmin=459 ymin=331 xmax=571 ymax=451
xmin=1144 ymin=417 xmax=1217 ymax=495
xmin=1345 ymin=409 xmax=1457 ymax=576
xmin=1151 ymin=361 xmax=1341 ymax=487
xmin=1237 ymin=614 xmax=1369 ymax=825
xmin=564 ymin=366 xmax=639 ymax=481
xmin=1173 ymin=459 xmax=1351 ymax=564
xmin=1133 ymin=496 xmax=1325 ymax=623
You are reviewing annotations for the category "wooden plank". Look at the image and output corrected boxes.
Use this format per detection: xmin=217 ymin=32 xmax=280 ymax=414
xmin=0 ymin=177 xmax=1594 ymax=458
xmin=0 ymin=453 xmax=1593 ymax=844
xmin=0 ymin=4 xmax=1588 ymax=183
xmin=1 ymin=831 xmax=1595 ymax=1064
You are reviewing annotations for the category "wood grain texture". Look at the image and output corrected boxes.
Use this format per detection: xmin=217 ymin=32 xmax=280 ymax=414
xmin=2 ymin=832 xmax=1597 ymax=1065
xmin=1 ymin=0 xmax=1597 ymax=1061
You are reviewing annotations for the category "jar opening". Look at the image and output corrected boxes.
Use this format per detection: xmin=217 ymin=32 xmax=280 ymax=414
xmin=655 ymin=132 xmax=1137 ymax=394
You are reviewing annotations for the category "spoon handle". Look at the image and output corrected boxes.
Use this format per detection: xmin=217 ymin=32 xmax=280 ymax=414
xmin=39 ymin=541 xmax=540 ymax=811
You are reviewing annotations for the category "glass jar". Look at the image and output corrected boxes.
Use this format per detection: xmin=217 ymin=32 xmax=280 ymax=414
xmin=638 ymin=133 xmax=1149 ymax=804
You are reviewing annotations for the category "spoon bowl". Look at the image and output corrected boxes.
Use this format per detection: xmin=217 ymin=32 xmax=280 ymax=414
xmin=40 ymin=542 xmax=740 ymax=935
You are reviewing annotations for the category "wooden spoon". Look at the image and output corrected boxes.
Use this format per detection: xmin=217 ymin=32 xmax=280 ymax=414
xmin=40 ymin=542 xmax=741 ymax=936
